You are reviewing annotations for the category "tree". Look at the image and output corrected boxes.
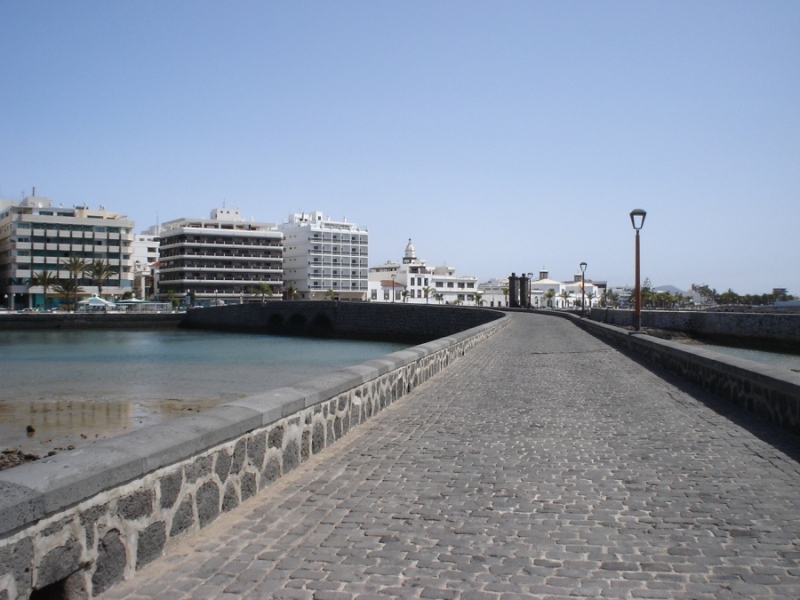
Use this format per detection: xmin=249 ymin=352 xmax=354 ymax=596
xmin=254 ymin=283 xmax=273 ymax=303
xmin=401 ymin=290 xmax=409 ymax=303
xmin=29 ymin=269 xmax=58 ymax=309
xmin=53 ymin=279 xmax=82 ymax=311
xmin=285 ymin=282 xmax=297 ymax=300
xmin=325 ymin=288 xmax=335 ymax=300
xmin=586 ymin=292 xmax=595 ymax=309
xmin=545 ymin=288 xmax=556 ymax=308
xmin=501 ymin=287 xmax=509 ymax=306
xmin=61 ymin=256 xmax=90 ymax=308
xmin=559 ymin=289 xmax=570 ymax=309
xmin=422 ymin=286 xmax=433 ymax=304
xmin=474 ymin=291 xmax=484 ymax=306
xmin=85 ymin=259 xmax=117 ymax=298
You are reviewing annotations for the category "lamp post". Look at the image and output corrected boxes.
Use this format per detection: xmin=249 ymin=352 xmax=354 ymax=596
xmin=579 ymin=262 xmax=587 ymax=317
xmin=629 ymin=209 xmax=647 ymax=331
xmin=391 ymin=273 xmax=396 ymax=303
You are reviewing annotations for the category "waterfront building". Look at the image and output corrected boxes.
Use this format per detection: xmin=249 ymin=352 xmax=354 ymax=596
xmin=368 ymin=239 xmax=479 ymax=304
xmin=130 ymin=226 xmax=160 ymax=300
xmin=155 ymin=207 xmax=283 ymax=306
xmin=278 ymin=211 xmax=369 ymax=301
xmin=0 ymin=192 xmax=135 ymax=310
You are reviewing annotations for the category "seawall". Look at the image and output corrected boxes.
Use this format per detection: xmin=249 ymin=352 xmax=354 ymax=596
xmin=0 ymin=305 xmax=508 ymax=599
xmin=0 ymin=313 xmax=184 ymax=330
xmin=589 ymin=307 xmax=800 ymax=351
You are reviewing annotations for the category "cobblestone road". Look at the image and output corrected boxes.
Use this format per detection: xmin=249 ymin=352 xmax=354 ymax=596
xmin=101 ymin=313 xmax=800 ymax=599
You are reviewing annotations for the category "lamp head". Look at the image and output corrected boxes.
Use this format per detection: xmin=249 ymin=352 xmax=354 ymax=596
xmin=630 ymin=209 xmax=647 ymax=230
xmin=579 ymin=262 xmax=587 ymax=273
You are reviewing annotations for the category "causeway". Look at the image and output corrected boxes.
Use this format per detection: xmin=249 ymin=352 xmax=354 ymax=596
xmin=100 ymin=312 xmax=800 ymax=599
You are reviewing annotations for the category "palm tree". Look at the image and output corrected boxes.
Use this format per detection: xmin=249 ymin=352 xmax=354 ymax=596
xmin=401 ymin=290 xmax=409 ymax=303
xmin=29 ymin=269 xmax=59 ymax=310
xmin=254 ymin=283 xmax=273 ymax=303
xmin=474 ymin=291 xmax=484 ymax=306
xmin=422 ymin=286 xmax=433 ymax=304
xmin=501 ymin=287 xmax=509 ymax=306
xmin=545 ymin=288 xmax=555 ymax=308
xmin=61 ymin=256 xmax=90 ymax=307
xmin=285 ymin=282 xmax=297 ymax=301
xmin=559 ymin=289 xmax=570 ymax=309
xmin=53 ymin=279 xmax=82 ymax=311
xmin=85 ymin=259 xmax=117 ymax=298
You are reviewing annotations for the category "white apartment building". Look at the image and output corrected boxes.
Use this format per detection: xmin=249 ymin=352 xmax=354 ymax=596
xmin=279 ymin=211 xmax=369 ymax=301
xmin=0 ymin=193 xmax=135 ymax=310
xmin=478 ymin=269 xmax=604 ymax=309
xmin=156 ymin=207 xmax=283 ymax=305
xmin=368 ymin=239 xmax=479 ymax=304
xmin=130 ymin=226 xmax=160 ymax=300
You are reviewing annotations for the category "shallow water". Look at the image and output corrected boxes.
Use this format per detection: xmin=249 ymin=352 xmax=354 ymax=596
xmin=0 ymin=330 xmax=406 ymax=454
xmin=694 ymin=342 xmax=800 ymax=372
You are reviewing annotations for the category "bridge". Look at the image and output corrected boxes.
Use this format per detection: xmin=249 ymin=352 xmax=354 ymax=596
xmin=85 ymin=315 xmax=800 ymax=596
xmin=2 ymin=310 xmax=800 ymax=598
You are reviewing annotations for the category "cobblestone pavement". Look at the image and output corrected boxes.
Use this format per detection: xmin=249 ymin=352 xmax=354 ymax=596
xmin=101 ymin=314 xmax=800 ymax=599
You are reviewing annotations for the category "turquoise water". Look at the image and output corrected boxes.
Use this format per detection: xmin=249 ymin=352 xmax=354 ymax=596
xmin=0 ymin=330 xmax=407 ymax=454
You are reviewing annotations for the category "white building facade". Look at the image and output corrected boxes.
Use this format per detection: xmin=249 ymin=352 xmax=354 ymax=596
xmin=156 ymin=207 xmax=283 ymax=306
xmin=130 ymin=226 xmax=160 ymax=300
xmin=279 ymin=211 xmax=369 ymax=301
xmin=0 ymin=193 xmax=135 ymax=309
xmin=368 ymin=239 xmax=479 ymax=304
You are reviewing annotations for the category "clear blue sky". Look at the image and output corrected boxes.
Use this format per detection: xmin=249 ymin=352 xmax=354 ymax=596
xmin=2 ymin=1 xmax=798 ymax=295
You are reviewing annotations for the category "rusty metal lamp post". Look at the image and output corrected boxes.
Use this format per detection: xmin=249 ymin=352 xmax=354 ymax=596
xmin=579 ymin=261 xmax=587 ymax=317
xmin=629 ymin=209 xmax=647 ymax=331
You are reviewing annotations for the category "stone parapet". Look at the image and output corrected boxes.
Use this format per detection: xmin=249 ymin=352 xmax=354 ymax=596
xmin=0 ymin=311 xmax=508 ymax=599
xmin=554 ymin=311 xmax=800 ymax=435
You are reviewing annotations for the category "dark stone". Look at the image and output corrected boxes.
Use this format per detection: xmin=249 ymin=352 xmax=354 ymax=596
xmin=241 ymin=472 xmax=257 ymax=501
xmin=0 ymin=537 xmax=33 ymax=598
xmin=42 ymin=517 xmax=72 ymax=537
xmin=301 ymin=430 xmax=311 ymax=461
xmin=263 ymin=456 xmax=281 ymax=483
xmin=37 ymin=537 xmax=81 ymax=589
xmin=92 ymin=529 xmax=126 ymax=594
xmin=136 ymin=522 xmax=166 ymax=569
xmin=337 ymin=396 xmax=348 ymax=411
xmin=118 ymin=490 xmax=154 ymax=521
xmin=247 ymin=432 xmax=266 ymax=469
xmin=185 ymin=455 xmax=213 ymax=484
xmin=159 ymin=471 xmax=183 ymax=509
xmin=283 ymin=439 xmax=300 ymax=473
xmin=215 ymin=449 xmax=233 ymax=482
xmin=312 ymin=422 xmax=324 ymax=455
xmin=79 ymin=504 xmax=108 ymax=547
xmin=170 ymin=497 xmax=194 ymax=537
xmin=326 ymin=420 xmax=334 ymax=445
xmin=231 ymin=439 xmax=246 ymax=473
xmin=196 ymin=481 xmax=220 ymax=528
xmin=222 ymin=483 xmax=239 ymax=512
xmin=334 ymin=416 xmax=343 ymax=440
xmin=268 ymin=425 xmax=284 ymax=449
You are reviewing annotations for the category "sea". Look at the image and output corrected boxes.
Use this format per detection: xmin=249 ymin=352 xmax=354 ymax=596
xmin=0 ymin=329 xmax=407 ymax=455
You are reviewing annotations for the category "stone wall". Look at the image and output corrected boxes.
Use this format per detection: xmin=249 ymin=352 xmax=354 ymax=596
xmin=0 ymin=313 xmax=508 ymax=599
xmin=184 ymin=301 xmax=506 ymax=343
xmin=589 ymin=308 xmax=800 ymax=350
xmin=0 ymin=313 xmax=183 ymax=330
xmin=555 ymin=311 xmax=800 ymax=435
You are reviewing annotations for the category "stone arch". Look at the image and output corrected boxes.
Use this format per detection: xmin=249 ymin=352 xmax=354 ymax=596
xmin=308 ymin=313 xmax=334 ymax=337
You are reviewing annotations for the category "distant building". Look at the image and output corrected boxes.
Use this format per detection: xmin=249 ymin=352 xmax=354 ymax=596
xmin=479 ymin=269 xmax=604 ymax=309
xmin=130 ymin=226 xmax=160 ymax=300
xmin=368 ymin=239 xmax=478 ymax=304
xmin=155 ymin=207 xmax=283 ymax=306
xmin=0 ymin=193 xmax=135 ymax=310
xmin=278 ymin=211 xmax=369 ymax=301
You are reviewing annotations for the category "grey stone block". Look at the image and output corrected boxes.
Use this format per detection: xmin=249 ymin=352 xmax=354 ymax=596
xmin=137 ymin=522 xmax=166 ymax=569
xmin=196 ymin=481 xmax=220 ymax=528
xmin=118 ymin=489 xmax=154 ymax=521
xmin=37 ymin=536 xmax=81 ymax=589
xmin=92 ymin=529 xmax=126 ymax=595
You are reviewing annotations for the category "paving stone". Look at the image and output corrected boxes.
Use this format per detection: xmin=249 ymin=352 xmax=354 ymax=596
xmin=96 ymin=314 xmax=800 ymax=599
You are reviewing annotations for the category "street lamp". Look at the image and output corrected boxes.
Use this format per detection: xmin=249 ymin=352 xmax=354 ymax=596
xmin=391 ymin=273 xmax=396 ymax=303
xmin=579 ymin=262 xmax=587 ymax=317
xmin=629 ymin=209 xmax=647 ymax=331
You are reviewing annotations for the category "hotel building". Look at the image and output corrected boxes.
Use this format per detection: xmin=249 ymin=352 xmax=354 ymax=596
xmin=278 ymin=211 xmax=369 ymax=301
xmin=0 ymin=193 xmax=135 ymax=310
xmin=155 ymin=207 xmax=283 ymax=305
